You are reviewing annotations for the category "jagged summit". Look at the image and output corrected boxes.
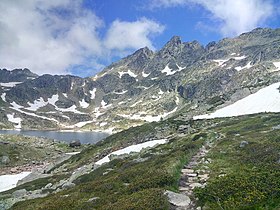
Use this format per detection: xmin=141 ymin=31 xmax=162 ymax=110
xmin=0 ymin=68 xmax=37 ymax=83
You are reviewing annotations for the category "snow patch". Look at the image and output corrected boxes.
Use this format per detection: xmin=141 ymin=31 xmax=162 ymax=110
xmin=95 ymin=139 xmax=168 ymax=165
xmin=0 ymin=172 xmax=31 ymax=192
xmin=0 ymin=82 xmax=22 ymax=87
xmin=56 ymin=105 xmax=84 ymax=114
xmin=10 ymin=101 xmax=60 ymax=123
xmin=194 ymin=82 xmax=280 ymax=120
xmin=1 ymin=93 xmax=6 ymax=102
xmin=47 ymin=94 xmax=59 ymax=106
xmin=161 ymin=64 xmax=184 ymax=76
xmin=65 ymin=152 xmax=80 ymax=155
xmin=101 ymin=100 xmax=112 ymax=109
xmin=26 ymin=97 xmax=47 ymax=111
xmin=118 ymin=70 xmax=137 ymax=78
xmin=213 ymin=55 xmax=247 ymax=66
xmin=93 ymin=107 xmax=105 ymax=118
xmin=213 ymin=59 xmax=229 ymax=66
xmin=158 ymin=89 xmax=164 ymax=95
xmin=130 ymin=100 xmax=143 ymax=108
xmin=233 ymin=55 xmax=247 ymax=60
xmin=79 ymin=99 xmax=90 ymax=108
xmin=90 ymin=88 xmax=97 ymax=99
xmin=7 ymin=113 xmax=22 ymax=129
xmin=273 ymin=62 xmax=280 ymax=71
xmin=100 ymin=122 xmax=107 ymax=127
xmin=235 ymin=62 xmax=252 ymax=71
xmin=62 ymin=93 xmax=68 ymax=98
xmin=175 ymin=96 xmax=180 ymax=105
xmin=142 ymin=71 xmax=150 ymax=77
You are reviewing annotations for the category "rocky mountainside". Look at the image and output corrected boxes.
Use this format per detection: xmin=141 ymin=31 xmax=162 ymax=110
xmin=1 ymin=28 xmax=280 ymax=132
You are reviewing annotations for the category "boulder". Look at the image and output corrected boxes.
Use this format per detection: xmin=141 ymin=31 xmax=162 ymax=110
xmin=1 ymin=156 xmax=10 ymax=164
xmin=164 ymin=190 xmax=191 ymax=207
xmin=69 ymin=140 xmax=81 ymax=147
xmin=62 ymin=182 xmax=76 ymax=189
xmin=239 ymin=141 xmax=249 ymax=148
xmin=12 ymin=189 xmax=27 ymax=198
xmin=44 ymin=183 xmax=53 ymax=189
xmin=87 ymin=197 xmax=100 ymax=202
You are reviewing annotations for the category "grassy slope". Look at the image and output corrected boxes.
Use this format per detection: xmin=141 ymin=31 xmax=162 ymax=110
xmin=195 ymin=114 xmax=280 ymax=209
xmin=4 ymin=113 xmax=280 ymax=209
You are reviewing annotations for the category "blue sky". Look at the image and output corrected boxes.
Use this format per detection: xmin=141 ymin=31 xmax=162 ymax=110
xmin=0 ymin=0 xmax=279 ymax=77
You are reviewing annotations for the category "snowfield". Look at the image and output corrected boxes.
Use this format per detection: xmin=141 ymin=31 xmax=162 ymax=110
xmin=95 ymin=139 xmax=168 ymax=165
xmin=0 ymin=172 xmax=31 ymax=192
xmin=194 ymin=82 xmax=280 ymax=120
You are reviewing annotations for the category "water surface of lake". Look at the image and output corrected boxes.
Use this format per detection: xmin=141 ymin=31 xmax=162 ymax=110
xmin=0 ymin=130 xmax=110 ymax=144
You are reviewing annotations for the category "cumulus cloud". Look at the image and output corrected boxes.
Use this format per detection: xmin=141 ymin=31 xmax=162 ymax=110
xmin=151 ymin=0 xmax=275 ymax=36
xmin=0 ymin=0 xmax=164 ymax=75
xmin=105 ymin=18 xmax=164 ymax=51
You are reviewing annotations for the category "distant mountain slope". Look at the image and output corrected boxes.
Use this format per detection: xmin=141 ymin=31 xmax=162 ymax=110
xmin=0 ymin=28 xmax=280 ymax=131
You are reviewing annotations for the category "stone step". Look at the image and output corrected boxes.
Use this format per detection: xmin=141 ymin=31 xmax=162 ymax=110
xmin=186 ymin=173 xmax=197 ymax=177
xmin=179 ymin=187 xmax=190 ymax=191
xmin=181 ymin=169 xmax=194 ymax=173
xmin=189 ymin=183 xmax=203 ymax=189
xmin=198 ymin=174 xmax=209 ymax=179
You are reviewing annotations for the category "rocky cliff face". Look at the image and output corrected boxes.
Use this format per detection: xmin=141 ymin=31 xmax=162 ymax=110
xmin=1 ymin=28 xmax=280 ymax=132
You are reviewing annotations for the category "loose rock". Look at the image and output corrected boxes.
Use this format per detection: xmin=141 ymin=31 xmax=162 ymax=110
xmin=165 ymin=190 xmax=191 ymax=207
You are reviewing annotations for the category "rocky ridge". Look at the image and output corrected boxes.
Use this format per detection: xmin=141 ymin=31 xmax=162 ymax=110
xmin=0 ymin=28 xmax=280 ymax=132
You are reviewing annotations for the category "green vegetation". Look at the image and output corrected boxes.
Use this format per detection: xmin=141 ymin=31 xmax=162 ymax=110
xmin=3 ymin=113 xmax=280 ymax=209
xmin=195 ymin=113 xmax=280 ymax=209
xmin=10 ymin=118 xmax=206 ymax=210
xmin=0 ymin=134 xmax=83 ymax=168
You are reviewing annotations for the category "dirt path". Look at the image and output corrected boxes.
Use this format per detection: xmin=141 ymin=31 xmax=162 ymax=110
xmin=175 ymin=133 xmax=219 ymax=210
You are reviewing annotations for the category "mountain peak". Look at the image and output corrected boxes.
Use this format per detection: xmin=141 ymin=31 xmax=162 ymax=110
xmin=133 ymin=46 xmax=154 ymax=58
xmin=164 ymin=36 xmax=182 ymax=48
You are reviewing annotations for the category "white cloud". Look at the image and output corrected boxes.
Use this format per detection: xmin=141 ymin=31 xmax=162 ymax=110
xmin=0 ymin=1 xmax=164 ymax=76
xmin=151 ymin=0 xmax=275 ymax=36
xmin=105 ymin=18 xmax=165 ymax=51
xmin=0 ymin=0 xmax=103 ymax=75
xmin=149 ymin=0 xmax=187 ymax=8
